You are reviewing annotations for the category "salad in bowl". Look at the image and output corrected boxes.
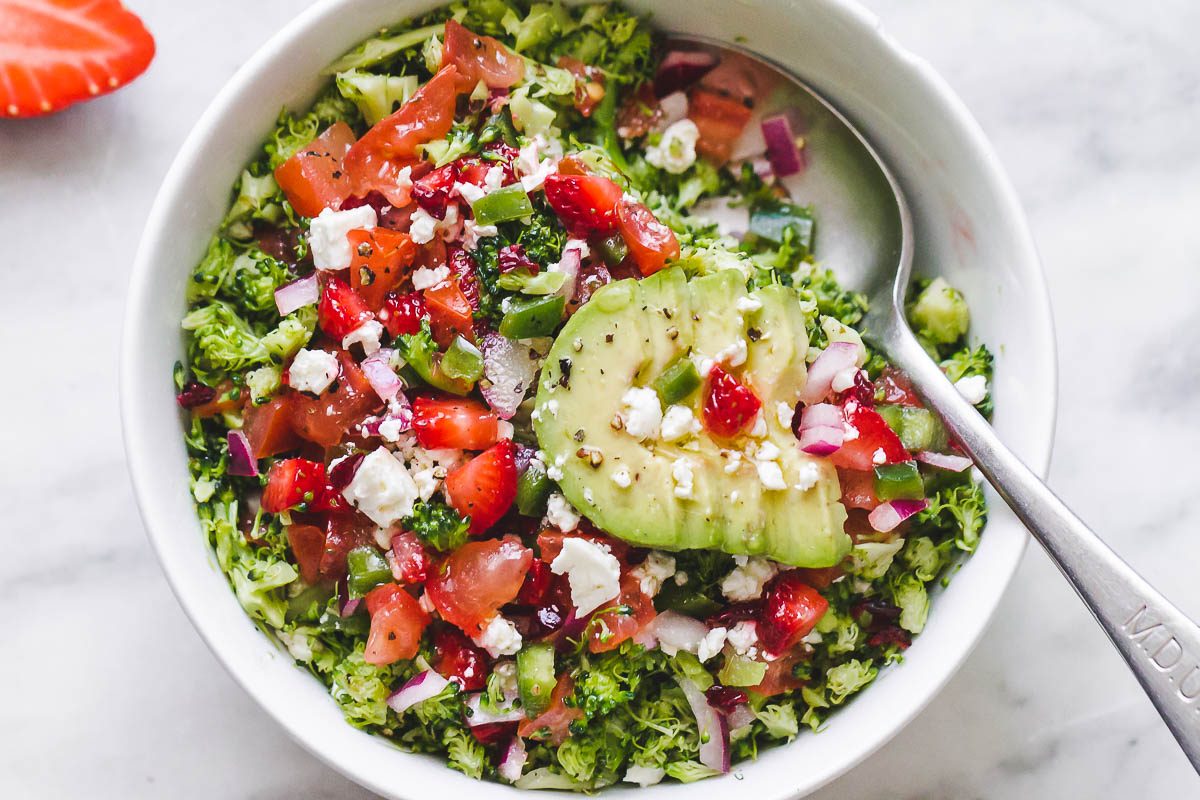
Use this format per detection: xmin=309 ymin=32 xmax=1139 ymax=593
xmin=175 ymin=0 xmax=994 ymax=790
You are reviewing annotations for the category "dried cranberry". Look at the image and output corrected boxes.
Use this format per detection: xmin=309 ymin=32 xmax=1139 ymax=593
xmin=327 ymin=452 xmax=365 ymax=493
xmin=448 ymin=247 xmax=482 ymax=312
xmin=838 ymin=369 xmax=875 ymax=405
xmin=433 ymin=626 xmax=489 ymax=691
xmin=516 ymin=559 xmax=553 ymax=606
xmin=708 ymin=600 xmax=762 ymax=628
xmin=411 ymin=163 xmax=459 ymax=220
xmin=853 ymin=598 xmax=902 ymax=627
xmin=867 ymin=626 xmax=912 ymax=650
xmin=467 ymin=721 xmax=515 ymax=745
xmin=497 ymin=243 xmax=539 ymax=274
xmin=532 ymin=602 xmax=567 ymax=638
xmin=176 ymin=380 xmax=216 ymax=410
xmin=543 ymin=174 xmax=623 ymax=237
xmin=705 ymin=685 xmax=749 ymax=714
xmin=255 ymin=226 xmax=303 ymax=265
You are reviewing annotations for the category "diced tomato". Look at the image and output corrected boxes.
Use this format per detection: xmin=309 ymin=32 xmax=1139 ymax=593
xmin=448 ymin=246 xmax=482 ymax=313
xmin=286 ymin=523 xmax=327 ymax=584
xmin=364 ymin=583 xmax=430 ymax=665
xmin=348 ymin=228 xmax=418 ymax=311
xmin=426 ymin=536 xmax=533 ymax=634
xmin=588 ymin=573 xmax=656 ymax=653
xmin=874 ymin=367 xmax=921 ymax=407
xmin=423 ymin=279 xmax=475 ymax=347
xmin=289 ymin=351 xmax=383 ymax=446
xmin=444 ymin=441 xmax=518 ymax=534
xmin=317 ymin=275 xmax=374 ymax=341
xmin=412 ymin=396 xmax=499 ymax=451
xmin=343 ymin=65 xmax=461 ymax=206
xmin=411 ymin=162 xmax=459 ymax=219
xmin=322 ymin=512 xmax=376 ymax=581
xmin=747 ymin=648 xmax=807 ymax=697
xmin=243 ymin=395 xmax=301 ymax=459
xmin=433 ymin=626 xmax=490 ymax=691
xmin=837 ymin=467 xmax=881 ymax=510
xmin=687 ymin=87 xmax=754 ymax=164
xmin=543 ymin=174 xmax=623 ymax=236
xmin=365 ymin=582 xmax=405 ymax=615
xmin=262 ymin=458 xmax=327 ymax=513
xmin=758 ymin=571 xmax=829 ymax=656
xmin=441 ymin=20 xmax=525 ymax=92
xmin=273 ymin=121 xmax=356 ymax=217
xmin=389 ymin=530 xmax=432 ymax=584
xmin=379 ymin=290 xmax=429 ymax=338
xmin=616 ymin=199 xmax=680 ymax=276
xmin=516 ymin=558 xmax=553 ymax=606
xmin=517 ymin=674 xmax=583 ymax=745
xmin=536 ymin=529 xmax=632 ymax=566
xmin=702 ymin=365 xmax=762 ymax=438
xmin=829 ymin=399 xmax=910 ymax=471
xmin=557 ymin=56 xmax=604 ymax=117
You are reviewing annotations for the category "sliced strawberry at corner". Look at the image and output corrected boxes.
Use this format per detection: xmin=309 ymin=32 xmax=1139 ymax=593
xmin=379 ymin=290 xmax=429 ymax=338
xmin=758 ymin=571 xmax=829 ymax=656
xmin=433 ymin=626 xmax=490 ymax=691
xmin=318 ymin=275 xmax=374 ymax=340
xmin=829 ymin=398 xmax=910 ymax=471
xmin=411 ymin=162 xmax=459 ymax=219
xmin=389 ymin=530 xmax=432 ymax=584
xmin=443 ymin=441 xmax=518 ymax=534
xmin=543 ymin=174 xmax=623 ymax=236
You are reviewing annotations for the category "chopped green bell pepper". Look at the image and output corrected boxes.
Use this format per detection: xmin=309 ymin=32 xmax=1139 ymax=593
xmin=873 ymin=461 xmax=925 ymax=501
xmin=499 ymin=293 xmax=566 ymax=338
xmin=653 ymin=356 xmax=701 ymax=406
xmin=471 ymin=184 xmax=534 ymax=226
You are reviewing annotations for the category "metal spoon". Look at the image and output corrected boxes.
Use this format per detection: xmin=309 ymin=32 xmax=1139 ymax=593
xmin=667 ymin=35 xmax=1200 ymax=770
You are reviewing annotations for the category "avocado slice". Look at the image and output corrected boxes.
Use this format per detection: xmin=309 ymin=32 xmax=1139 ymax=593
xmin=533 ymin=266 xmax=850 ymax=568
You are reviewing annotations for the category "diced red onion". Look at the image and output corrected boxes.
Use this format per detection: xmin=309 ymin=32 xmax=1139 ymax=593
xmin=678 ymin=678 xmax=730 ymax=773
xmin=761 ymin=114 xmax=804 ymax=177
xmin=362 ymin=348 xmax=402 ymax=402
xmin=559 ymin=608 xmax=589 ymax=641
xmin=916 ymin=451 xmax=972 ymax=472
xmin=498 ymin=736 xmax=527 ymax=783
xmin=800 ymin=342 xmax=860 ymax=404
xmin=750 ymin=156 xmax=774 ymax=181
xmin=361 ymin=393 xmax=412 ymax=438
xmin=647 ymin=611 xmax=707 ymax=655
xmin=552 ymin=246 xmax=582 ymax=301
xmin=800 ymin=402 xmax=843 ymax=430
xmin=465 ymin=694 xmax=525 ymax=726
xmin=796 ymin=402 xmax=845 ymax=455
xmin=480 ymin=332 xmax=542 ymax=419
xmin=657 ymin=91 xmax=689 ymax=127
xmin=727 ymin=704 xmax=756 ymax=731
xmin=653 ymin=50 xmax=718 ymax=97
xmin=338 ymin=595 xmax=361 ymax=617
xmin=868 ymin=499 xmax=930 ymax=533
xmin=274 ymin=273 xmax=319 ymax=316
xmin=387 ymin=670 xmax=451 ymax=714
xmin=226 ymin=430 xmax=258 ymax=477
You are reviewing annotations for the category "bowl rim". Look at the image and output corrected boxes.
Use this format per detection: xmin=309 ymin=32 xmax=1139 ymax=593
xmin=120 ymin=0 xmax=1058 ymax=797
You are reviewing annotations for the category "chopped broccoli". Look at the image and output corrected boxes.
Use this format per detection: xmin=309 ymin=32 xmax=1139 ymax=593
xmin=403 ymin=500 xmax=470 ymax=552
xmin=910 ymin=276 xmax=970 ymax=345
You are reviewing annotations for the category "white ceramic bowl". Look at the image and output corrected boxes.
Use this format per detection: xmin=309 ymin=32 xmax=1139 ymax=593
xmin=121 ymin=1 xmax=1056 ymax=797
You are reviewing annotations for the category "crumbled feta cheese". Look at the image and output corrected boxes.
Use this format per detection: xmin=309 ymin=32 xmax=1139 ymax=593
xmin=721 ymin=557 xmax=779 ymax=602
xmin=749 ymin=411 xmax=767 ymax=438
xmin=412 ymin=265 xmax=450 ymax=290
xmin=660 ymin=404 xmax=700 ymax=442
xmin=723 ymin=450 xmax=743 ymax=474
xmin=550 ymin=537 xmax=621 ymax=615
xmin=726 ymin=621 xmax=759 ymax=656
xmin=955 ymin=374 xmax=988 ymax=405
xmin=438 ymin=204 xmax=462 ymax=242
xmin=716 ymin=337 xmax=748 ymax=367
xmin=484 ymin=165 xmax=506 ymax=191
xmin=872 ymin=447 xmax=887 ymax=465
xmin=497 ymin=420 xmax=515 ymax=440
xmin=342 ymin=447 xmax=419 ymax=527
xmin=844 ymin=423 xmax=860 ymax=441
xmin=288 ymin=348 xmax=339 ymax=394
xmin=411 ymin=465 xmax=440 ymax=501
xmin=755 ymin=441 xmax=782 ymax=462
xmin=545 ymin=492 xmax=580 ymax=532
xmin=408 ymin=207 xmax=439 ymax=244
xmin=776 ymin=401 xmax=796 ymax=429
xmin=801 ymin=629 xmax=823 ymax=645
xmin=697 ymin=627 xmax=728 ymax=662
xmin=342 ymin=319 xmax=384 ymax=355
xmin=619 ymin=386 xmax=663 ymax=441
xmin=696 ymin=356 xmax=715 ymax=377
xmin=631 ymin=551 xmax=676 ymax=597
xmin=454 ymin=181 xmax=486 ymax=205
xmin=517 ymin=134 xmax=564 ymax=192
xmin=611 ymin=465 xmax=632 ymax=488
xmin=672 ymin=457 xmax=695 ymax=500
xmin=309 ymin=205 xmax=377 ymax=270
xmin=473 ymin=615 xmax=524 ymax=657
xmin=831 ymin=366 xmax=860 ymax=394
xmin=793 ymin=461 xmax=821 ymax=492
xmin=546 ymin=464 xmax=564 ymax=481
xmin=756 ymin=459 xmax=787 ymax=490
xmin=735 ymin=295 xmax=763 ymax=313
xmin=461 ymin=219 xmax=499 ymax=251
xmin=644 ymin=118 xmax=700 ymax=174
xmin=624 ymin=766 xmax=666 ymax=787
xmin=378 ymin=417 xmax=407 ymax=442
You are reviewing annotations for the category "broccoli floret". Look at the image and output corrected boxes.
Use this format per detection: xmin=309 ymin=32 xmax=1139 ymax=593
xmin=403 ymin=500 xmax=470 ymax=552
xmin=182 ymin=301 xmax=314 ymax=384
xmin=920 ymin=481 xmax=988 ymax=553
xmin=335 ymin=70 xmax=417 ymax=125
xmin=910 ymin=277 xmax=970 ymax=345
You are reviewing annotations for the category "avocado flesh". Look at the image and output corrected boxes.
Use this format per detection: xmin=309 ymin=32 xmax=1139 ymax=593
xmin=533 ymin=266 xmax=850 ymax=568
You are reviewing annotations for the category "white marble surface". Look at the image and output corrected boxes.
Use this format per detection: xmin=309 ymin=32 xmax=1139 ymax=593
xmin=2 ymin=0 xmax=1198 ymax=796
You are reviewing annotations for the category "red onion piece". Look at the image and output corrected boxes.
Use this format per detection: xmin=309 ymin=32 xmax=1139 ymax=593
xmin=226 ymin=430 xmax=258 ymax=477
xmin=916 ymin=451 xmax=972 ymax=472
xmin=798 ymin=425 xmax=844 ymax=456
xmin=480 ymin=332 xmax=542 ymax=419
xmin=387 ymin=670 xmax=451 ymax=714
xmin=647 ymin=611 xmax=707 ymax=654
xmin=727 ymin=704 xmax=756 ymax=730
xmin=654 ymin=49 xmax=719 ymax=97
xmin=657 ymin=91 xmax=689 ymax=127
xmin=678 ymin=678 xmax=730 ymax=773
xmin=465 ymin=693 xmax=525 ymax=726
xmin=361 ymin=348 xmax=402 ymax=402
xmin=552 ymin=246 xmax=582 ymax=301
xmin=274 ymin=273 xmax=319 ymax=317
xmin=799 ymin=402 xmax=842 ymax=430
xmin=800 ymin=342 xmax=860 ymax=404
xmin=338 ymin=595 xmax=361 ymax=617
xmin=868 ymin=499 xmax=930 ymax=533
xmin=498 ymin=736 xmax=527 ymax=783
xmin=761 ymin=113 xmax=804 ymax=177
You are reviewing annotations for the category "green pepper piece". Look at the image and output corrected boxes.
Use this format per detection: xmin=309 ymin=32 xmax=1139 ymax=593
xmin=440 ymin=335 xmax=485 ymax=382
xmin=877 ymin=405 xmax=947 ymax=452
xmin=749 ymin=203 xmax=815 ymax=254
xmin=516 ymin=642 xmax=556 ymax=717
xmin=499 ymin=294 xmax=566 ymax=339
xmin=346 ymin=546 xmax=392 ymax=598
xmin=653 ymin=581 xmax=722 ymax=618
xmin=471 ymin=184 xmax=535 ymax=226
xmin=873 ymin=461 xmax=925 ymax=501
xmin=653 ymin=356 xmax=701 ymax=406
xmin=596 ymin=234 xmax=629 ymax=267
xmin=516 ymin=459 xmax=552 ymax=517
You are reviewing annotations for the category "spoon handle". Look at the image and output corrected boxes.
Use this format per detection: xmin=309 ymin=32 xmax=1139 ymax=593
xmin=886 ymin=327 xmax=1200 ymax=772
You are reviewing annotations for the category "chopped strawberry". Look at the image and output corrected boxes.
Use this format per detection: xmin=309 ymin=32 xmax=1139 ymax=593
xmin=702 ymin=365 xmax=762 ymax=438
xmin=829 ymin=399 xmax=910 ymax=471
xmin=758 ymin=571 xmax=829 ymax=656
xmin=433 ymin=626 xmax=490 ymax=691
xmin=317 ymin=275 xmax=374 ymax=340
xmin=543 ymin=174 xmax=623 ymax=236
xmin=0 ymin=0 xmax=155 ymax=118
xmin=389 ymin=530 xmax=431 ymax=584
xmin=448 ymin=246 xmax=482 ymax=312
xmin=444 ymin=441 xmax=518 ymax=534
xmin=261 ymin=459 xmax=327 ymax=513
xmin=412 ymin=396 xmax=500 ymax=451
xmin=411 ymin=162 xmax=459 ymax=219
xmin=379 ymin=290 xmax=429 ymax=338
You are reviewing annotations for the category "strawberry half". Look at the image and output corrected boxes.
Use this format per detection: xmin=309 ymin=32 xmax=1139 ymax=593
xmin=0 ymin=0 xmax=156 ymax=118
xmin=758 ymin=571 xmax=829 ymax=656
xmin=443 ymin=440 xmax=517 ymax=534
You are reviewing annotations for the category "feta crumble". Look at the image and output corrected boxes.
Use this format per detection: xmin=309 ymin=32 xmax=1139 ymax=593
xmin=697 ymin=627 xmax=728 ymax=662
xmin=408 ymin=207 xmax=439 ymax=244
xmin=412 ymin=265 xmax=450 ymax=290
xmin=630 ymin=551 xmax=676 ymax=597
xmin=716 ymin=337 xmax=748 ymax=367
xmin=462 ymin=219 xmax=498 ymax=251
xmin=550 ymin=537 xmax=621 ymax=615
xmin=872 ymin=447 xmax=887 ymax=465
xmin=727 ymin=621 xmax=759 ymax=657
xmin=735 ymin=295 xmax=763 ymax=313
xmin=473 ymin=615 xmax=523 ymax=658
xmin=644 ymin=119 xmax=700 ymax=174
xmin=454 ymin=180 xmax=486 ymax=205
xmin=611 ymin=465 xmax=632 ymax=488
xmin=776 ymin=401 xmax=796 ymax=429
xmin=309 ymin=205 xmax=377 ymax=270
xmin=288 ymin=348 xmax=339 ymax=394
xmin=545 ymin=492 xmax=580 ymax=532
xmin=618 ymin=386 xmax=663 ymax=441
xmin=756 ymin=459 xmax=787 ymax=491
xmin=341 ymin=319 xmax=384 ymax=355
xmin=793 ymin=460 xmax=821 ymax=492
xmin=341 ymin=447 xmax=419 ymax=527
xmin=721 ymin=557 xmax=779 ymax=602
xmin=955 ymin=374 xmax=988 ymax=405
xmin=672 ymin=457 xmax=695 ymax=499
xmin=830 ymin=366 xmax=860 ymax=394
xmin=660 ymin=404 xmax=700 ymax=442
